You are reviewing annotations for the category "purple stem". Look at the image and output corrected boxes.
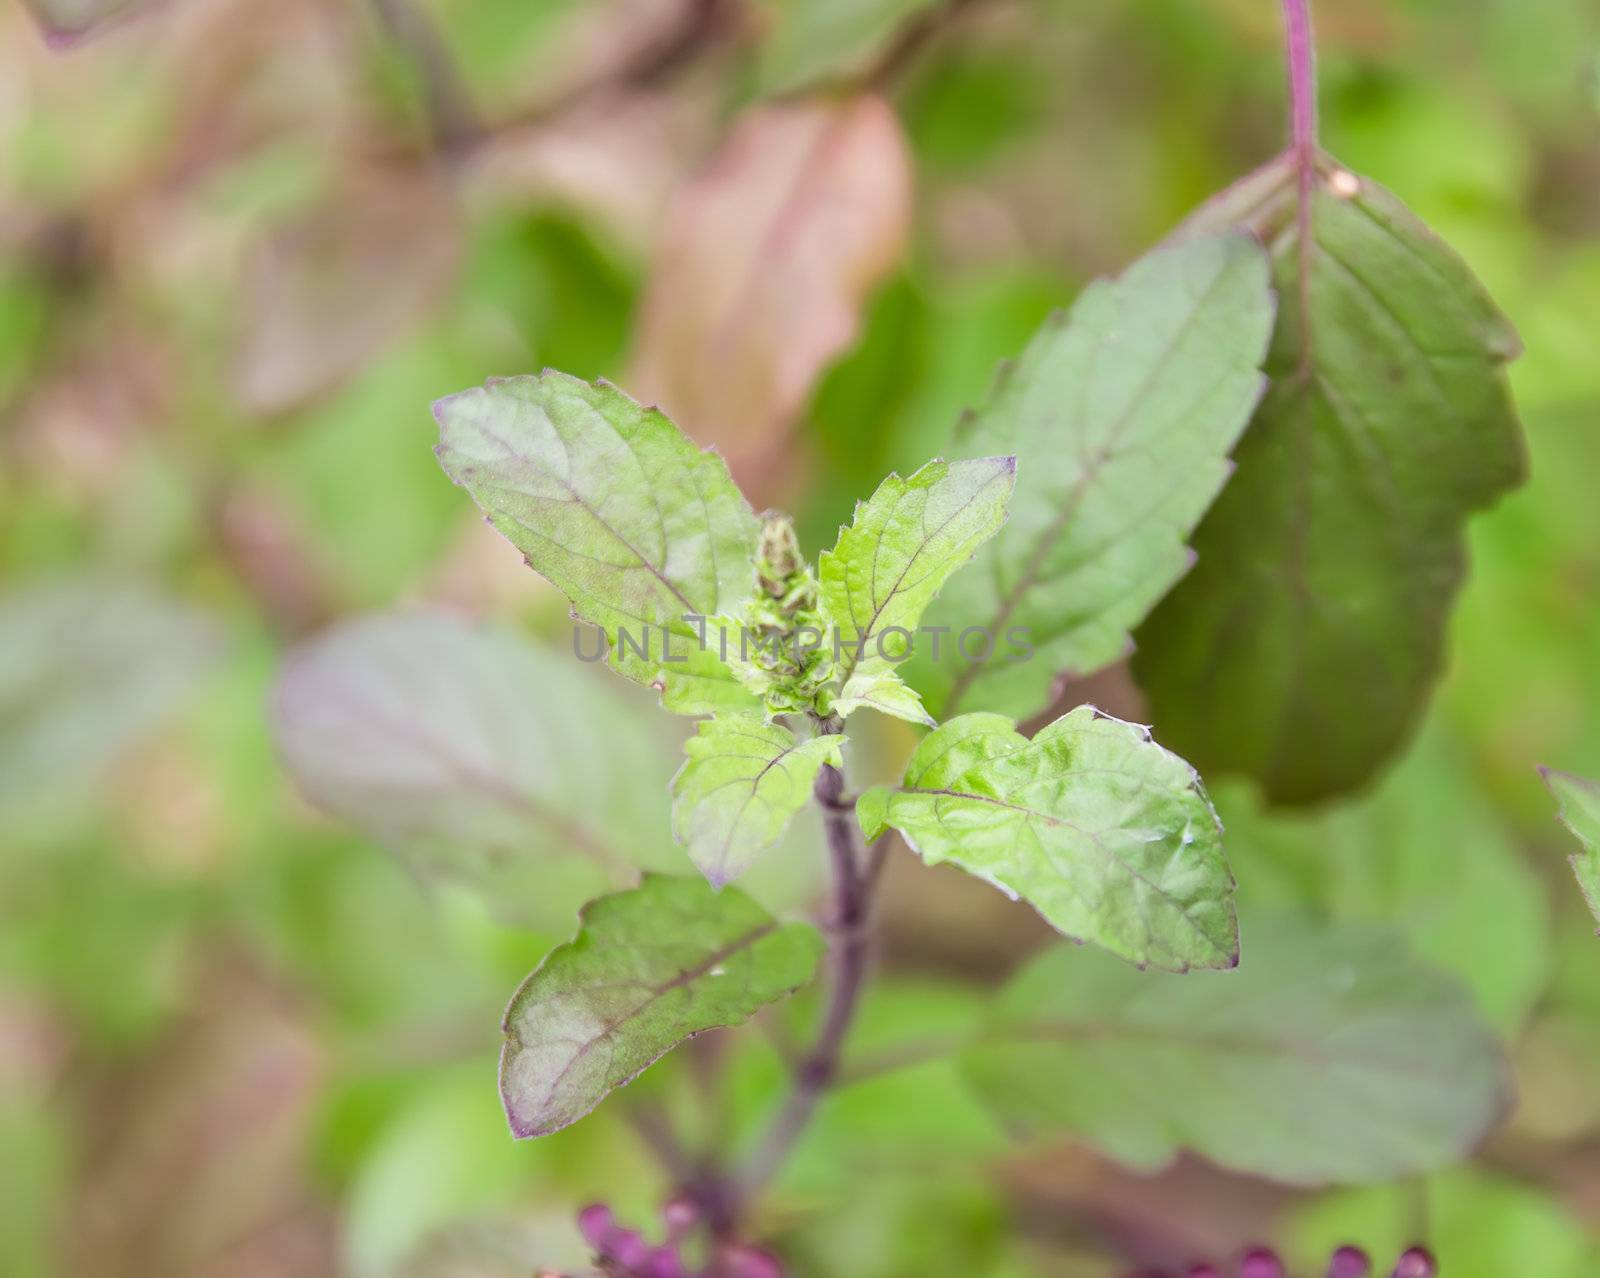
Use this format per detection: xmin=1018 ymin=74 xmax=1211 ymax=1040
xmin=1281 ymin=0 xmax=1317 ymax=159
xmin=1281 ymin=0 xmax=1319 ymax=375
xmin=738 ymin=743 xmax=874 ymax=1198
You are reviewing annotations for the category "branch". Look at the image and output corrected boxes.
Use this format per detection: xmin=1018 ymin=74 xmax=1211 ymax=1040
xmin=368 ymin=0 xmax=482 ymax=155
xmin=1281 ymin=0 xmax=1318 ymax=159
xmin=737 ymin=739 xmax=875 ymax=1202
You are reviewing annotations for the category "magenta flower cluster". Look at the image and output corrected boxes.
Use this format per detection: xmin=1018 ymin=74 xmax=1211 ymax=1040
xmin=1130 ymin=1244 xmax=1436 ymax=1278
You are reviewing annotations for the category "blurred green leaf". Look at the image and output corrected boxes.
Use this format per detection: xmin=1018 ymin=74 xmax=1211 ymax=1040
xmin=1544 ymin=768 xmax=1600 ymax=927
xmin=908 ymin=232 xmax=1273 ymax=721
xmin=963 ymin=918 xmax=1510 ymax=1185
xmin=434 ymin=372 xmax=761 ymax=714
xmin=0 ymin=577 xmax=223 ymax=821
xmin=858 ymin=706 xmax=1236 ymax=970
xmin=755 ymin=0 xmax=941 ymax=95
xmin=499 ymin=874 xmax=823 ymax=1139
xmin=819 ymin=456 xmax=1015 ymax=725
xmin=1220 ymin=733 xmax=1552 ymax=1035
xmin=1135 ymin=156 xmax=1526 ymax=805
xmin=272 ymin=611 xmax=679 ymax=927
xmin=672 ymin=715 xmax=842 ymax=887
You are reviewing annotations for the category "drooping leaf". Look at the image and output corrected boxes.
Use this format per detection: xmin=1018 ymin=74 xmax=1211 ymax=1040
xmin=233 ymin=171 xmax=462 ymax=417
xmin=755 ymin=0 xmax=943 ymax=96
xmin=1133 ymin=154 xmax=1526 ymax=805
xmin=433 ymin=372 xmax=762 ymax=714
xmin=671 ymin=716 xmax=844 ymax=886
xmin=628 ymin=96 xmax=912 ymax=491
xmin=499 ymin=874 xmax=824 ymax=1138
xmin=1542 ymin=768 xmax=1600 ymax=928
xmin=818 ymin=456 xmax=1015 ymax=725
xmin=963 ymin=919 xmax=1510 ymax=1185
xmin=272 ymin=611 xmax=679 ymax=926
xmin=856 ymin=705 xmax=1236 ymax=970
xmin=0 ymin=577 xmax=224 ymax=820
xmin=908 ymin=233 xmax=1274 ymax=721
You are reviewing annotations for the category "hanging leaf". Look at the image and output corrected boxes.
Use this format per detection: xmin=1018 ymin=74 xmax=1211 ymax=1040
xmin=907 ymin=232 xmax=1274 ymax=721
xmin=857 ymin=705 xmax=1237 ymax=971
xmin=1542 ymin=768 xmax=1600 ymax=929
xmin=819 ymin=456 xmax=1015 ymax=725
xmin=434 ymin=372 xmax=762 ymax=715
xmin=233 ymin=171 xmax=461 ymax=417
xmin=500 ymin=874 xmax=824 ymax=1138
xmin=672 ymin=716 xmax=844 ymax=886
xmin=629 ymin=96 xmax=912 ymax=490
xmin=963 ymin=918 xmax=1510 ymax=1185
xmin=1132 ymin=154 xmax=1526 ymax=805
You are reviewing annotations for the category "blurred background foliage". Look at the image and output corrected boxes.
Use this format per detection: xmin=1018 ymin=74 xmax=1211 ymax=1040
xmin=0 ymin=0 xmax=1597 ymax=1275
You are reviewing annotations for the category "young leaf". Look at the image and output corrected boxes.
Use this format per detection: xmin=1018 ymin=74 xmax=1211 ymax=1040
xmin=500 ymin=874 xmax=824 ymax=1139
xmin=672 ymin=717 xmax=844 ymax=886
xmin=1542 ymin=768 xmax=1600 ymax=928
xmin=818 ymin=456 xmax=1015 ymax=725
xmin=433 ymin=372 xmax=762 ymax=715
xmin=856 ymin=705 xmax=1237 ymax=971
xmin=272 ymin=612 xmax=679 ymax=927
xmin=908 ymin=232 xmax=1274 ymax=721
xmin=1133 ymin=156 xmax=1526 ymax=805
xmin=963 ymin=918 xmax=1510 ymax=1185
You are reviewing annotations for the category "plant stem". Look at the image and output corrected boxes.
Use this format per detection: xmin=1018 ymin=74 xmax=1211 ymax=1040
xmin=1281 ymin=0 xmax=1317 ymax=160
xmin=738 ymin=750 xmax=875 ymax=1202
xmin=1282 ymin=0 xmax=1318 ymax=377
xmin=368 ymin=0 xmax=482 ymax=155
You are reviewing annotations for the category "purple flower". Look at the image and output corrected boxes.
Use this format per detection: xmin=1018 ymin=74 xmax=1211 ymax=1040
xmin=1129 ymin=1244 xmax=1436 ymax=1278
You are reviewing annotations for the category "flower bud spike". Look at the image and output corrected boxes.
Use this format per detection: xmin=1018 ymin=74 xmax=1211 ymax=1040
xmin=1240 ymin=1249 xmax=1286 ymax=1278
xmin=720 ymin=1244 xmax=785 ymax=1278
xmin=1390 ymin=1247 xmax=1436 ymax=1278
xmin=577 ymin=1204 xmax=616 ymax=1251
xmin=1326 ymin=1246 xmax=1371 ymax=1278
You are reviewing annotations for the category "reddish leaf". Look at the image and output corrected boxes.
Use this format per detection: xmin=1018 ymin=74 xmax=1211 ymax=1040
xmin=629 ymin=95 xmax=912 ymax=489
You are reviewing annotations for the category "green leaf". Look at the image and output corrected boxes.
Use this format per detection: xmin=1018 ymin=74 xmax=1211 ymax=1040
xmin=272 ymin=612 xmax=680 ymax=927
xmin=755 ymin=0 xmax=943 ymax=96
xmin=1542 ymin=768 xmax=1600 ymax=928
xmin=1133 ymin=155 xmax=1526 ymax=804
xmin=499 ymin=874 xmax=824 ymax=1139
xmin=434 ymin=372 xmax=762 ymax=715
xmin=857 ymin=705 xmax=1237 ymax=971
xmin=963 ymin=919 xmax=1510 ymax=1185
xmin=909 ymin=232 xmax=1274 ymax=720
xmin=672 ymin=717 xmax=845 ymax=886
xmin=818 ymin=456 xmax=1015 ymax=725
xmin=1220 ymin=732 xmax=1551 ymax=1034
